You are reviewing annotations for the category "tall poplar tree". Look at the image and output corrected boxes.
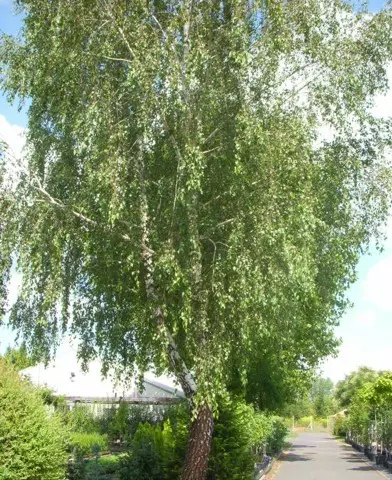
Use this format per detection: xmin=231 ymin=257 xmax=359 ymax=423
xmin=1 ymin=1 xmax=392 ymax=478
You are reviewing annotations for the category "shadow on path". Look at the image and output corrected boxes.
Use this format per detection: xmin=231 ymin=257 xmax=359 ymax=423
xmin=281 ymin=453 xmax=312 ymax=462
xmin=292 ymin=445 xmax=316 ymax=449
xmin=348 ymin=466 xmax=377 ymax=472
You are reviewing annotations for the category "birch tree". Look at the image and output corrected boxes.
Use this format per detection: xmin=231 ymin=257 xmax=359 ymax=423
xmin=1 ymin=1 xmax=392 ymax=478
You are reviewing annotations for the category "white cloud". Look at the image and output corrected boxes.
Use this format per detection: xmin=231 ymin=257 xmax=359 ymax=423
xmin=6 ymin=269 xmax=22 ymax=308
xmin=373 ymin=63 xmax=392 ymax=119
xmin=0 ymin=114 xmax=26 ymax=191
xmin=356 ymin=311 xmax=376 ymax=327
xmin=0 ymin=114 xmax=25 ymax=160
xmin=321 ymin=343 xmax=362 ymax=382
xmin=362 ymin=253 xmax=392 ymax=312
xmin=322 ymin=337 xmax=392 ymax=383
xmin=0 ymin=116 xmax=25 ymax=309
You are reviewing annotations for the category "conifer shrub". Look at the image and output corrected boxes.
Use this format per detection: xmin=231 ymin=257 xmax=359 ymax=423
xmin=0 ymin=359 xmax=68 ymax=480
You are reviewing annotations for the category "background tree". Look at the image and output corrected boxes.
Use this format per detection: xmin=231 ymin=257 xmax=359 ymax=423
xmin=311 ymin=377 xmax=335 ymax=418
xmin=359 ymin=372 xmax=392 ymax=408
xmin=335 ymin=367 xmax=383 ymax=408
xmin=228 ymin=341 xmax=316 ymax=412
xmin=0 ymin=342 xmax=34 ymax=371
xmin=345 ymin=372 xmax=392 ymax=449
xmin=1 ymin=1 xmax=392 ymax=479
xmin=281 ymin=377 xmax=335 ymax=419
xmin=281 ymin=395 xmax=313 ymax=421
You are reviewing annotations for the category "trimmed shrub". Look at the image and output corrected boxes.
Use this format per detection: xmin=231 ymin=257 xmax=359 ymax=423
xmin=114 ymin=400 xmax=287 ymax=480
xmin=320 ymin=417 xmax=328 ymax=429
xmin=96 ymin=405 xmax=117 ymax=437
xmin=91 ymin=454 xmax=120 ymax=474
xmin=108 ymin=403 xmax=169 ymax=443
xmin=208 ymin=400 xmax=288 ymax=479
xmin=164 ymin=404 xmax=190 ymax=478
xmin=116 ymin=414 xmax=188 ymax=480
xmin=266 ymin=417 xmax=288 ymax=455
xmin=208 ymin=400 xmax=256 ymax=480
xmin=67 ymin=449 xmax=86 ymax=480
xmin=296 ymin=416 xmax=313 ymax=428
xmin=333 ymin=414 xmax=348 ymax=437
xmin=0 ymin=359 xmax=68 ymax=480
xmin=117 ymin=423 xmax=165 ymax=480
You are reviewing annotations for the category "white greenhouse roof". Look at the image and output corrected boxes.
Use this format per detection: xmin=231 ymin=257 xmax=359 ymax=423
xmin=20 ymin=348 xmax=184 ymax=402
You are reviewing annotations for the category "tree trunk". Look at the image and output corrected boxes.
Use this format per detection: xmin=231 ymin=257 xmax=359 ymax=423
xmin=181 ymin=404 xmax=214 ymax=480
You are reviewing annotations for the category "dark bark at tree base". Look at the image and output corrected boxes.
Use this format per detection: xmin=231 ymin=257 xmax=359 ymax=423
xmin=181 ymin=404 xmax=214 ymax=480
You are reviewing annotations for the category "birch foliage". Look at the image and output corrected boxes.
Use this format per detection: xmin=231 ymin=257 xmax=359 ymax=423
xmin=1 ymin=0 xmax=392 ymax=407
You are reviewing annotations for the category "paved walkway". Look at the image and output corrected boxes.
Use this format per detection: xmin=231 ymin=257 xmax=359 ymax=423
xmin=273 ymin=432 xmax=392 ymax=480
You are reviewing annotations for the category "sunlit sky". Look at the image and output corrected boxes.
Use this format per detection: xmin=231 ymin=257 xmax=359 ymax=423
xmin=0 ymin=0 xmax=391 ymax=383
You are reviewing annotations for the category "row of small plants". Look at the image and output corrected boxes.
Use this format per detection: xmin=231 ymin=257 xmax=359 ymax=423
xmin=332 ymin=372 xmax=392 ymax=452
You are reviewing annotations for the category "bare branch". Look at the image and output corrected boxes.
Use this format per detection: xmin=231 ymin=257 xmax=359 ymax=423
xmin=282 ymin=70 xmax=324 ymax=105
xmin=33 ymin=181 xmax=97 ymax=226
xmin=203 ymin=126 xmax=221 ymax=145
xmin=100 ymin=0 xmax=136 ymax=59
xmin=101 ymin=55 xmax=133 ymax=64
xmin=135 ymin=142 xmax=197 ymax=399
xmin=271 ymin=61 xmax=316 ymax=91
xmin=201 ymin=146 xmax=220 ymax=155
xmin=32 ymin=179 xmax=136 ymax=243
xmin=216 ymin=218 xmax=235 ymax=228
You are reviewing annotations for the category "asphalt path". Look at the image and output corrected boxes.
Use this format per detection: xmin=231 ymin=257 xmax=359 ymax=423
xmin=273 ymin=432 xmax=392 ymax=480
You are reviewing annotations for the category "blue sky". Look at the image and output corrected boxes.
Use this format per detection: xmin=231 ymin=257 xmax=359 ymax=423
xmin=0 ymin=0 xmax=391 ymax=382
xmin=368 ymin=0 xmax=390 ymax=10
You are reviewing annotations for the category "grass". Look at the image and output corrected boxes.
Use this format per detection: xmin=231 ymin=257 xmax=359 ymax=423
xmin=69 ymin=432 xmax=109 ymax=456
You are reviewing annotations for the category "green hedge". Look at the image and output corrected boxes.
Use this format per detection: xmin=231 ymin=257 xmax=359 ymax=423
xmin=118 ymin=423 xmax=166 ymax=480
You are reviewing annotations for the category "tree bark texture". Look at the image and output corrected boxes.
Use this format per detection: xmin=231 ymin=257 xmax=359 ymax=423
xmin=181 ymin=404 xmax=214 ymax=480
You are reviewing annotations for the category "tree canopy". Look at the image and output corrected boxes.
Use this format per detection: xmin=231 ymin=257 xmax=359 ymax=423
xmin=281 ymin=376 xmax=335 ymax=419
xmin=0 ymin=343 xmax=34 ymax=371
xmin=344 ymin=371 xmax=392 ymax=450
xmin=335 ymin=366 xmax=385 ymax=408
xmin=357 ymin=372 xmax=392 ymax=409
xmin=311 ymin=377 xmax=335 ymax=417
xmin=1 ymin=1 xmax=392 ymax=478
